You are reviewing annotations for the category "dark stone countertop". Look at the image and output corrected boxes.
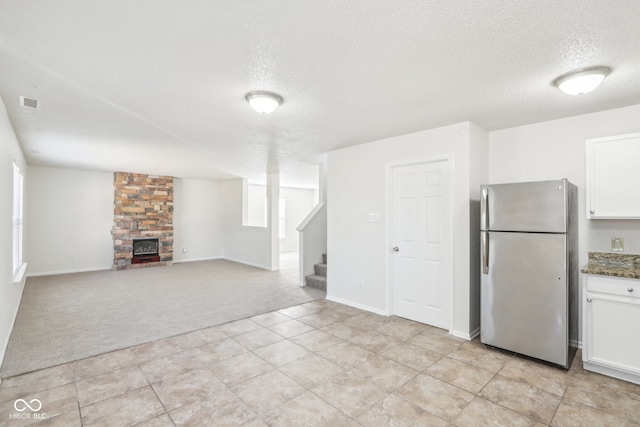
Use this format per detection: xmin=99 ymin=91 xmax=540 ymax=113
xmin=581 ymin=252 xmax=640 ymax=279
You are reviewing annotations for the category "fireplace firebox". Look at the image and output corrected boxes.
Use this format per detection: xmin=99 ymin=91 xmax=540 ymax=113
xmin=132 ymin=238 xmax=160 ymax=264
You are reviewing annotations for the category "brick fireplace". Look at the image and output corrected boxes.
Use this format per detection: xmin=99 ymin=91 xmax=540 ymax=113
xmin=112 ymin=172 xmax=174 ymax=270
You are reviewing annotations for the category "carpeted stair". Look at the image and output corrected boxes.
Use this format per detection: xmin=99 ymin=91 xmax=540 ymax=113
xmin=306 ymin=253 xmax=327 ymax=290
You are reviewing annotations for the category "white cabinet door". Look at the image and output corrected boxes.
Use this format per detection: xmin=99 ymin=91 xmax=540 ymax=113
xmin=585 ymin=294 xmax=640 ymax=374
xmin=583 ymin=275 xmax=640 ymax=384
xmin=586 ymin=132 xmax=640 ymax=219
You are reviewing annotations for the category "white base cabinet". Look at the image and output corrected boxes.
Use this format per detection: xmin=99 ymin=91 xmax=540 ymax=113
xmin=583 ymin=275 xmax=640 ymax=384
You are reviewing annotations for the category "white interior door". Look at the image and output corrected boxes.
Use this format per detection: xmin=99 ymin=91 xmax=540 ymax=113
xmin=392 ymin=160 xmax=450 ymax=329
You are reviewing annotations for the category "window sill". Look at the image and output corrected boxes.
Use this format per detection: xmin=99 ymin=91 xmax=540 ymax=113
xmin=13 ymin=263 xmax=27 ymax=284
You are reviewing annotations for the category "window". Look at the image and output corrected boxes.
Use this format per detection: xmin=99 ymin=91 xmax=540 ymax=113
xmin=279 ymin=198 xmax=286 ymax=239
xmin=13 ymin=163 xmax=24 ymax=276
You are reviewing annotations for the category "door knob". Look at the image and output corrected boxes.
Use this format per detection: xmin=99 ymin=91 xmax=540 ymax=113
xmin=586 ymin=298 xmax=592 ymax=303
xmin=392 ymin=247 xmax=399 ymax=252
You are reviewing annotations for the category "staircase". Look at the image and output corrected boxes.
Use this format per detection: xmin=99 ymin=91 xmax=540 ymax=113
xmin=305 ymin=253 xmax=327 ymax=290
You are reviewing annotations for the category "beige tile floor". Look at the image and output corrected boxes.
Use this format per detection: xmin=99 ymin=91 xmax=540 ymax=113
xmin=1 ymin=299 xmax=639 ymax=426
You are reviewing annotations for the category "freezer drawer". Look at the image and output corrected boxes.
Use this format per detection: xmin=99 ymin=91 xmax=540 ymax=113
xmin=481 ymin=231 xmax=569 ymax=366
xmin=481 ymin=180 xmax=568 ymax=233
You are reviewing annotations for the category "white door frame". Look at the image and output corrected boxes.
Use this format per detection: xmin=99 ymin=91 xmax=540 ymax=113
xmin=385 ymin=154 xmax=455 ymax=333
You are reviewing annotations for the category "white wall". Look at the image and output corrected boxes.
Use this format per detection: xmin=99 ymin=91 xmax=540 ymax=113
xmin=327 ymin=122 xmax=480 ymax=337
xmin=489 ymin=103 xmax=640 ymax=270
xmin=0 ymin=95 xmax=28 ymax=365
xmin=280 ymin=187 xmax=316 ymax=252
xmin=26 ymin=167 xmax=113 ymax=275
xmin=220 ymin=179 xmax=272 ymax=269
xmin=246 ymin=183 xmax=267 ymax=227
xmin=468 ymin=123 xmax=489 ymax=334
xmin=173 ymin=178 xmax=223 ymax=262
xmin=267 ymin=173 xmax=280 ymax=269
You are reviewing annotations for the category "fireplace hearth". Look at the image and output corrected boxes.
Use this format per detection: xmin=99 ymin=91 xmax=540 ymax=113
xmin=132 ymin=238 xmax=160 ymax=264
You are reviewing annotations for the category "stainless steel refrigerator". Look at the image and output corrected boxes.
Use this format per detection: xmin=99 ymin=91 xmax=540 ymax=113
xmin=480 ymin=179 xmax=578 ymax=368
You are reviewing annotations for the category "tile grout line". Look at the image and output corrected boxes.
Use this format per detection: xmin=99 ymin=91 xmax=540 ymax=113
xmin=73 ymin=363 xmax=85 ymax=427
xmin=393 ymin=392 xmax=450 ymax=425
xmin=145 ymin=379 xmax=176 ymax=427
xmin=247 ymin=317 xmax=364 ymax=423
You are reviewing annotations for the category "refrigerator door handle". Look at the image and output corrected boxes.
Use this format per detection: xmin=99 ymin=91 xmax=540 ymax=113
xmin=481 ymin=186 xmax=489 ymax=230
xmin=481 ymin=231 xmax=489 ymax=274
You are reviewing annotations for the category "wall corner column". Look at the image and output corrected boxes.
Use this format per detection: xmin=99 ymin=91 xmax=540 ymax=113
xmin=267 ymin=172 xmax=280 ymax=270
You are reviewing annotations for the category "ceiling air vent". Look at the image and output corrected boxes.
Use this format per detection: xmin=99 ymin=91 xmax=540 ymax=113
xmin=19 ymin=96 xmax=38 ymax=109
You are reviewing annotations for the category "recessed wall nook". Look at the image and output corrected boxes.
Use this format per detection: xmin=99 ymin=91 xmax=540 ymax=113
xmin=112 ymin=172 xmax=174 ymax=270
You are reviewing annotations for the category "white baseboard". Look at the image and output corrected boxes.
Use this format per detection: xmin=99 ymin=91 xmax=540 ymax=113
xmin=583 ymin=361 xmax=640 ymax=385
xmin=450 ymin=326 xmax=479 ymax=341
xmin=27 ymin=266 xmax=113 ymax=278
xmin=26 ymin=257 xmax=279 ymax=275
xmin=222 ymin=257 xmax=272 ymax=271
xmin=173 ymin=256 xmax=222 ymax=264
xmin=325 ymin=295 xmax=389 ymax=316
xmin=1 ymin=283 xmax=26 ymax=372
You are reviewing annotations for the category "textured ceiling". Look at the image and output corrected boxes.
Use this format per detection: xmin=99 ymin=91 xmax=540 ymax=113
xmin=1 ymin=1 xmax=639 ymax=186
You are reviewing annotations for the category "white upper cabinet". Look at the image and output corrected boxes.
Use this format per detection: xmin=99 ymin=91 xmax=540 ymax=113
xmin=586 ymin=132 xmax=640 ymax=219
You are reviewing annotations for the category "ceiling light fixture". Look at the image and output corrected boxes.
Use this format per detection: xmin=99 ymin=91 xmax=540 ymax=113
xmin=553 ymin=66 xmax=611 ymax=96
xmin=245 ymin=91 xmax=283 ymax=114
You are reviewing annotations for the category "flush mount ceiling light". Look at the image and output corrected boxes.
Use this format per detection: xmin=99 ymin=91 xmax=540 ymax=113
xmin=245 ymin=91 xmax=283 ymax=114
xmin=553 ymin=66 xmax=611 ymax=96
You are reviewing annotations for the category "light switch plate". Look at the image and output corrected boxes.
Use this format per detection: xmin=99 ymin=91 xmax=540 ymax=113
xmin=611 ymin=238 xmax=624 ymax=252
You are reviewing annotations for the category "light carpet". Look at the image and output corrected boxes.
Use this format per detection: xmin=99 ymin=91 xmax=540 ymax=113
xmin=1 ymin=255 xmax=325 ymax=378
